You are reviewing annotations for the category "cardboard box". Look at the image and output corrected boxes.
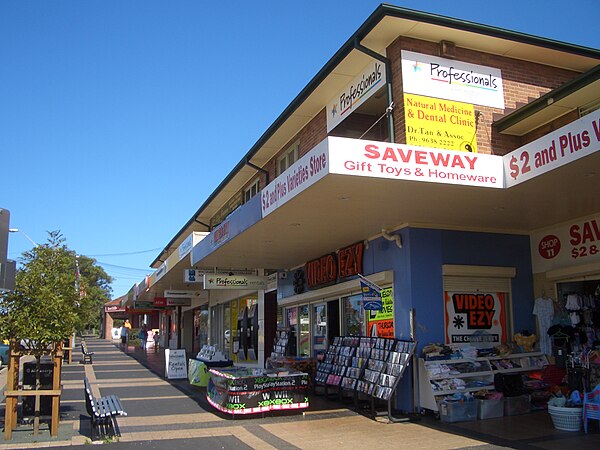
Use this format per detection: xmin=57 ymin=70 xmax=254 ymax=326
xmin=477 ymin=398 xmax=504 ymax=419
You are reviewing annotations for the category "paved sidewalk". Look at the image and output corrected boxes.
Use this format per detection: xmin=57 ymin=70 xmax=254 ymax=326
xmin=2 ymin=337 xmax=599 ymax=449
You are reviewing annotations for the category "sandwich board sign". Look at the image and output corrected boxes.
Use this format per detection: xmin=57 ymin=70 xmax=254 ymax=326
xmin=165 ymin=349 xmax=188 ymax=379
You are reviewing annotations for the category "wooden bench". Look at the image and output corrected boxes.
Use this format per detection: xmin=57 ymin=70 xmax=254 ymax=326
xmin=81 ymin=341 xmax=94 ymax=364
xmin=83 ymin=377 xmax=127 ymax=440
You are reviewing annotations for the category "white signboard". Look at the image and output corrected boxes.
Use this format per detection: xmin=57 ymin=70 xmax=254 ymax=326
xmin=401 ymin=50 xmax=504 ymax=109
xmin=155 ymin=261 xmax=168 ymax=281
xmin=504 ymin=109 xmax=600 ymax=187
xmin=531 ymin=214 xmax=600 ymax=273
xmin=165 ymin=349 xmax=188 ymax=379
xmin=328 ymin=136 xmax=503 ymax=188
xmin=261 ymin=139 xmax=329 ymax=217
xmin=178 ymin=234 xmax=193 ymax=260
xmin=203 ymin=274 xmax=268 ymax=290
xmin=326 ymin=59 xmax=387 ymax=132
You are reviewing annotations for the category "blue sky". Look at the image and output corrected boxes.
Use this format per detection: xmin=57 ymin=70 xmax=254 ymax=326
xmin=1 ymin=1 xmax=598 ymax=298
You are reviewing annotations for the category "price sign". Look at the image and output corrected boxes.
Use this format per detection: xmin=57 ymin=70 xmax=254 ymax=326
xmin=504 ymin=110 xmax=600 ymax=187
xmin=531 ymin=215 xmax=600 ymax=273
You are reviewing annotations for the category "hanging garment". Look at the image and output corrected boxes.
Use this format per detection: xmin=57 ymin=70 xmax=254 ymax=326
xmin=533 ymin=297 xmax=554 ymax=355
xmin=566 ymin=294 xmax=582 ymax=310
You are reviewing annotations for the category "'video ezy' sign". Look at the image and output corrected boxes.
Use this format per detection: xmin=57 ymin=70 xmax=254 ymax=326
xmin=444 ymin=292 xmax=506 ymax=348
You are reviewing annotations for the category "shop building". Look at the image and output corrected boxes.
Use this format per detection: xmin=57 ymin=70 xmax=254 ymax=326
xmin=124 ymin=5 xmax=600 ymax=413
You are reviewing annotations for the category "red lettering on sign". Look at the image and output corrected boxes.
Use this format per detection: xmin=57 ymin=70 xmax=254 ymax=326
xmin=570 ymin=219 xmax=600 ymax=245
xmin=338 ymin=242 xmax=364 ymax=279
xmin=306 ymin=253 xmax=337 ymax=288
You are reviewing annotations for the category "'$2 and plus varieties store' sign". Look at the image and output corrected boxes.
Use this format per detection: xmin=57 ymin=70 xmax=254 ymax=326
xmin=504 ymin=110 xmax=600 ymax=187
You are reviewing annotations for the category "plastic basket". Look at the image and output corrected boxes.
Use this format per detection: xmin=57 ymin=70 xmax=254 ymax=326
xmin=548 ymin=404 xmax=582 ymax=432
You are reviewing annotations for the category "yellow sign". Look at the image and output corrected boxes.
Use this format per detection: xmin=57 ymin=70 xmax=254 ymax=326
xmin=404 ymin=94 xmax=478 ymax=153
xmin=367 ymin=288 xmax=394 ymax=338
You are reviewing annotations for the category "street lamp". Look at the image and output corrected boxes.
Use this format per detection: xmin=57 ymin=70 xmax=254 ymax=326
xmin=8 ymin=228 xmax=39 ymax=247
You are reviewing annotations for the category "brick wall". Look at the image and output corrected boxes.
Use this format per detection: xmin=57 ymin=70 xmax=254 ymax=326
xmin=386 ymin=36 xmax=580 ymax=156
xmin=231 ymin=35 xmax=584 ymax=204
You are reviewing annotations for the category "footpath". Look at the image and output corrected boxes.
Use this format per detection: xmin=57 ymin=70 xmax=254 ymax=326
xmin=1 ymin=337 xmax=598 ymax=449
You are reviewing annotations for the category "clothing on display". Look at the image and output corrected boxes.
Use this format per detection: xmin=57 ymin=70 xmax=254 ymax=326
xmin=533 ymin=297 xmax=555 ymax=355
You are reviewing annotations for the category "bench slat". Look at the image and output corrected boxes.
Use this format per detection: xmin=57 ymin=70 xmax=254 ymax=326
xmin=109 ymin=395 xmax=127 ymax=416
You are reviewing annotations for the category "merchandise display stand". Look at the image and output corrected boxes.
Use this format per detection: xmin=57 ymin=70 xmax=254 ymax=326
xmin=418 ymin=352 xmax=549 ymax=412
xmin=206 ymin=367 xmax=310 ymax=416
xmin=315 ymin=336 xmax=416 ymax=422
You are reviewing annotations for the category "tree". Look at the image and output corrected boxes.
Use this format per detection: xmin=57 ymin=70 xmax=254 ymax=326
xmin=0 ymin=230 xmax=114 ymax=434
xmin=0 ymin=230 xmax=113 ymax=353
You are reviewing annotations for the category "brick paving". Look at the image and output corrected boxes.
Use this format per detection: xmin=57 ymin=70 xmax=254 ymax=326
xmin=1 ymin=337 xmax=599 ymax=449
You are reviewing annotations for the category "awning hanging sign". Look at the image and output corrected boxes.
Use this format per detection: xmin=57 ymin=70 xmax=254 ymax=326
xmin=358 ymin=274 xmax=383 ymax=311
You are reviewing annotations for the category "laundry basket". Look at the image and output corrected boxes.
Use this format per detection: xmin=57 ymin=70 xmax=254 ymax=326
xmin=548 ymin=404 xmax=583 ymax=431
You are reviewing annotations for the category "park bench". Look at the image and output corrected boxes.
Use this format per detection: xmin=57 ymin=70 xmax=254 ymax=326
xmin=83 ymin=377 xmax=127 ymax=441
xmin=81 ymin=341 xmax=94 ymax=364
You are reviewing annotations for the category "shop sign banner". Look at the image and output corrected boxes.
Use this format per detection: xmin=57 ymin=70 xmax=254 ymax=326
xmin=328 ymin=136 xmax=503 ymax=188
xmin=165 ymin=349 xmax=188 ymax=379
xmin=166 ymin=297 xmax=191 ymax=307
xmin=326 ymin=59 xmax=387 ymax=132
xmin=178 ymin=234 xmax=193 ymax=260
xmin=105 ymin=305 xmax=126 ymax=313
xmin=531 ymin=214 xmax=600 ymax=273
xmin=153 ymin=297 xmax=167 ymax=307
xmin=203 ymin=274 xmax=268 ymax=290
xmin=184 ymin=269 xmax=203 ymax=283
xmin=261 ymin=139 xmax=329 ymax=217
xmin=134 ymin=300 xmax=154 ymax=309
xmin=401 ymin=50 xmax=504 ymax=109
xmin=444 ymin=292 xmax=507 ymax=347
xmin=211 ymin=219 xmax=230 ymax=249
xmin=155 ymin=260 xmax=168 ymax=281
xmin=404 ymin=94 xmax=478 ymax=152
xmin=358 ymin=274 xmax=382 ymax=311
xmin=164 ymin=289 xmax=197 ymax=298
xmin=504 ymin=109 xmax=600 ymax=187
xmin=185 ymin=268 xmax=257 ymax=283
xmin=367 ymin=288 xmax=394 ymax=338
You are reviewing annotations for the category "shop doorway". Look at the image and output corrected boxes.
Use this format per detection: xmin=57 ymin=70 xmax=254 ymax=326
xmin=299 ymin=305 xmax=310 ymax=357
xmin=312 ymin=303 xmax=327 ymax=358
xmin=556 ymin=278 xmax=600 ymax=352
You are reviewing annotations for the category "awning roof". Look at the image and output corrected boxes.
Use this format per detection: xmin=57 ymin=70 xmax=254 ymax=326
xmin=149 ymin=4 xmax=600 ymax=270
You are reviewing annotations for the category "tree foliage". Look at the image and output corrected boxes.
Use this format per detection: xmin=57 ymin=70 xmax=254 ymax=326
xmin=0 ymin=231 xmax=112 ymax=355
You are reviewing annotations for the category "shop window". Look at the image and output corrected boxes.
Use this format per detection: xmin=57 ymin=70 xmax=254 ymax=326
xmin=243 ymin=178 xmax=259 ymax=204
xmin=276 ymin=141 xmax=299 ymax=176
xmin=342 ymin=293 xmax=365 ymax=336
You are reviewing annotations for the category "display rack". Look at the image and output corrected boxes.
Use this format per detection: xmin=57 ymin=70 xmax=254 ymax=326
xmin=418 ymin=352 xmax=548 ymax=412
xmin=270 ymin=329 xmax=290 ymax=358
xmin=316 ymin=336 xmax=416 ymax=422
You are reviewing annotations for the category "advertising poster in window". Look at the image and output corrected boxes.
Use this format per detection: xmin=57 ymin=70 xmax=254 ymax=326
xmin=404 ymin=94 xmax=478 ymax=153
xmin=444 ymin=292 xmax=506 ymax=347
xmin=367 ymin=288 xmax=394 ymax=338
